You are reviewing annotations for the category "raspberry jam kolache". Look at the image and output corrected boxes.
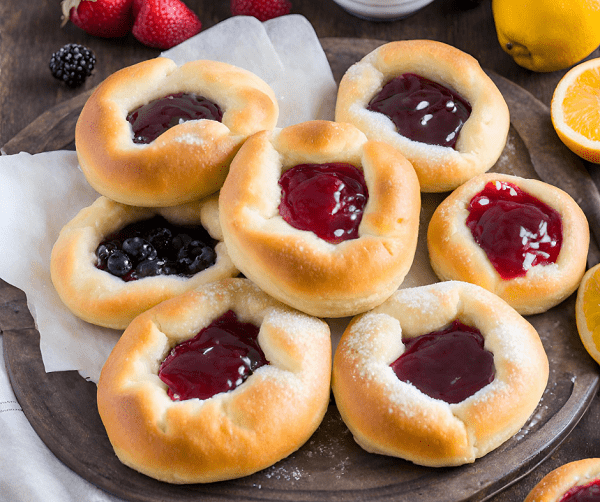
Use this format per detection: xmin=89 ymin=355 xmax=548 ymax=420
xmin=332 ymin=281 xmax=549 ymax=467
xmin=158 ymin=310 xmax=268 ymax=401
xmin=524 ymin=458 xmax=600 ymax=502
xmin=335 ymin=40 xmax=510 ymax=192
xmin=75 ymin=58 xmax=279 ymax=207
xmin=218 ymin=120 xmax=421 ymax=318
xmin=427 ymin=173 xmax=589 ymax=315
xmin=97 ymin=279 xmax=332 ymax=484
xmin=559 ymin=480 xmax=600 ymax=501
xmin=278 ymin=162 xmax=369 ymax=244
xmin=127 ymin=92 xmax=223 ymax=145
xmin=367 ymin=73 xmax=472 ymax=149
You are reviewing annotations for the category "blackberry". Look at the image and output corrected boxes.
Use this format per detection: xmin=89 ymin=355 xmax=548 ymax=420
xmin=49 ymin=44 xmax=96 ymax=88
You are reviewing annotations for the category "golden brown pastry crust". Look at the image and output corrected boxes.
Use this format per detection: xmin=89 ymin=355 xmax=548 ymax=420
xmin=218 ymin=120 xmax=421 ymax=318
xmin=427 ymin=173 xmax=589 ymax=315
xmin=50 ymin=195 xmax=238 ymax=329
xmin=75 ymin=57 xmax=279 ymax=207
xmin=524 ymin=458 xmax=600 ymax=502
xmin=331 ymin=281 xmax=549 ymax=467
xmin=97 ymin=278 xmax=332 ymax=484
xmin=335 ymin=40 xmax=510 ymax=193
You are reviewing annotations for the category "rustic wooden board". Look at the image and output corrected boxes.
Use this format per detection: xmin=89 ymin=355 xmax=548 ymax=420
xmin=2 ymin=38 xmax=600 ymax=502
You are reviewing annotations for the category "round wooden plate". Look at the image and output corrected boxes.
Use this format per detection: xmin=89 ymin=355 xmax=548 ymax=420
xmin=2 ymin=38 xmax=600 ymax=502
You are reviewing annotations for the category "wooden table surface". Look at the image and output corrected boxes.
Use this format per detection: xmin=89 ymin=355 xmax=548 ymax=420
xmin=1 ymin=0 xmax=600 ymax=500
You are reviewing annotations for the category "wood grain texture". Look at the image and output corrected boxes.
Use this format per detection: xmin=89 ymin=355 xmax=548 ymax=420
xmin=2 ymin=37 xmax=600 ymax=501
xmin=2 ymin=0 xmax=600 ymax=149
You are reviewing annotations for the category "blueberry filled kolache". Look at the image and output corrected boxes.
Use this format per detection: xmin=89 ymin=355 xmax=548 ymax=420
xmin=218 ymin=120 xmax=421 ymax=318
xmin=75 ymin=57 xmax=279 ymax=207
xmin=97 ymin=278 xmax=331 ymax=483
xmin=335 ymin=40 xmax=510 ymax=193
xmin=51 ymin=195 xmax=238 ymax=329
xmin=332 ymin=281 xmax=549 ymax=467
xmin=427 ymin=173 xmax=589 ymax=315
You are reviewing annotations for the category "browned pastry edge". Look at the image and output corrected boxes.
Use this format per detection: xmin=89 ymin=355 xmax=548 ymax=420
xmin=218 ymin=120 xmax=421 ymax=318
xmin=97 ymin=278 xmax=332 ymax=483
xmin=332 ymin=281 xmax=549 ymax=467
xmin=335 ymin=39 xmax=510 ymax=193
xmin=50 ymin=194 xmax=239 ymax=329
xmin=524 ymin=458 xmax=600 ymax=502
xmin=427 ymin=172 xmax=590 ymax=315
xmin=75 ymin=57 xmax=279 ymax=207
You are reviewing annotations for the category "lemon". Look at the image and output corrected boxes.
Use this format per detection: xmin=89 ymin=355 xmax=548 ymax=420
xmin=575 ymin=263 xmax=600 ymax=366
xmin=551 ymin=58 xmax=600 ymax=164
xmin=492 ymin=0 xmax=600 ymax=72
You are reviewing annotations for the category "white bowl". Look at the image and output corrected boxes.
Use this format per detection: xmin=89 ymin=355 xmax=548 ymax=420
xmin=331 ymin=0 xmax=436 ymax=20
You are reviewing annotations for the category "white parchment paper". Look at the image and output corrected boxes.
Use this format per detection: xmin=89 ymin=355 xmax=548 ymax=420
xmin=0 ymin=15 xmax=338 ymax=383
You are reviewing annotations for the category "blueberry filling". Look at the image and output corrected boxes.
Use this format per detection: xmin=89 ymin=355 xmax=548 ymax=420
xmin=95 ymin=215 xmax=217 ymax=281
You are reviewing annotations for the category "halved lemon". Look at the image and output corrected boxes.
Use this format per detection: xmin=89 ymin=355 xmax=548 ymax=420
xmin=576 ymin=263 xmax=600 ymax=366
xmin=551 ymin=57 xmax=600 ymax=164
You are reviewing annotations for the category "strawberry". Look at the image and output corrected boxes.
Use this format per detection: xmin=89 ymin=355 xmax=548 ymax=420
xmin=230 ymin=0 xmax=292 ymax=21
xmin=132 ymin=0 xmax=202 ymax=50
xmin=132 ymin=0 xmax=144 ymax=18
xmin=61 ymin=0 xmax=134 ymax=38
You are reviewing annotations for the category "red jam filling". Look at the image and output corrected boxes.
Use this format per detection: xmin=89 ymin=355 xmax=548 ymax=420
xmin=367 ymin=73 xmax=471 ymax=149
xmin=127 ymin=92 xmax=223 ymax=144
xmin=466 ymin=181 xmax=563 ymax=280
xmin=560 ymin=480 xmax=600 ymax=502
xmin=95 ymin=215 xmax=216 ymax=282
xmin=278 ymin=162 xmax=368 ymax=244
xmin=158 ymin=310 xmax=268 ymax=401
xmin=391 ymin=320 xmax=495 ymax=404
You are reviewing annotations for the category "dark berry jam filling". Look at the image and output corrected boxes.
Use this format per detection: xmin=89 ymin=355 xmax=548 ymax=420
xmin=466 ymin=181 xmax=563 ymax=280
xmin=158 ymin=310 xmax=268 ymax=401
xmin=95 ymin=215 xmax=217 ymax=281
xmin=278 ymin=162 xmax=368 ymax=244
xmin=367 ymin=73 xmax=471 ymax=149
xmin=560 ymin=479 xmax=600 ymax=502
xmin=391 ymin=320 xmax=495 ymax=404
xmin=127 ymin=92 xmax=223 ymax=144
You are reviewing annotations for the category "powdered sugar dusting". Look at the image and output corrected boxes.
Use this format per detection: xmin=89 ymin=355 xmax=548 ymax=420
xmin=264 ymin=307 xmax=328 ymax=343
xmin=263 ymin=462 xmax=307 ymax=482
xmin=173 ymin=133 xmax=207 ymax=146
